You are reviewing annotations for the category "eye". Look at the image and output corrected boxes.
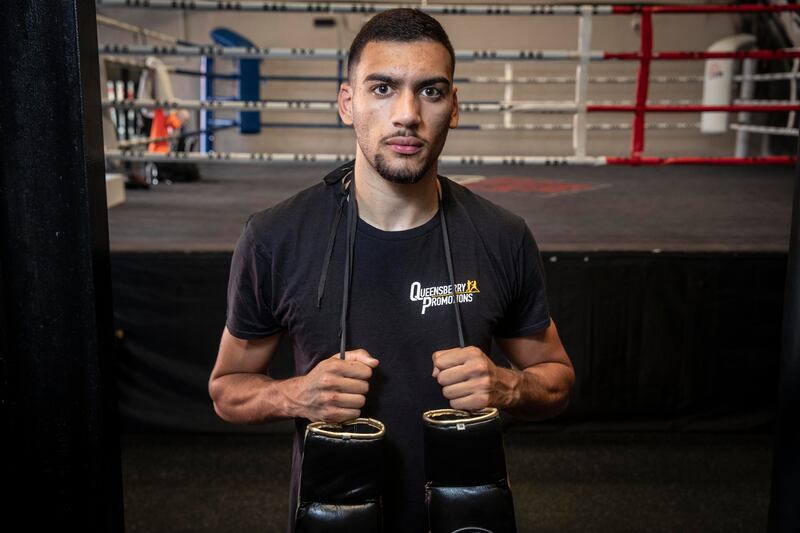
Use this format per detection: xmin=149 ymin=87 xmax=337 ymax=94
xmin=372 ymin=84 xmax=392 ymax=96
xmin=421 ymin=87 xmax=443 ymax=99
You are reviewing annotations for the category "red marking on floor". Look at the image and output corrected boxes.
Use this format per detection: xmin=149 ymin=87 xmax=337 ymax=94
xmin=465 ymin=177 xmax=595 ymax=194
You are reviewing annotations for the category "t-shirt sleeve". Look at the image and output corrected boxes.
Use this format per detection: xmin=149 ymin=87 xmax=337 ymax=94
xmin=225 ymin=217 xmax=284 ymax=339
xmin=494 ymin=223 xmax=551 ymax=338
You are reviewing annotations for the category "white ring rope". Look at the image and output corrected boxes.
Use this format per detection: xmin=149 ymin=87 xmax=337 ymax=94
xmin=104 ymin=149 xmax=608 ymax=166
xmin=98 ymin=44 xmax=606 ymax=61
xmin=730 ymin=123 xmax=799 ymax=136
xmin=734 ymin=71 xmax=800 ymax=81
xmin=102 ymin=97 xmax=704 ymax=113
xmin=100 ymin=59 xmax=708 ymax=85
xmin=478 ymin=122 xmax=699 ymax=131
xmin=733 ymin=98 xmax=800 ymax=105
xmin=95 ymin=0 xmax=617 ymax=15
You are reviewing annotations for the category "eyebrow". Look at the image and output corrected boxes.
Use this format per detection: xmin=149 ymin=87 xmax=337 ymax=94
xmin=363 ymin=74 xmax=451 ymax=89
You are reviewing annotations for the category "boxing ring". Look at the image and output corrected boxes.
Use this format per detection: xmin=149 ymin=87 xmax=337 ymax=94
xmin=98 ymin=1 xmax=800 ymax=166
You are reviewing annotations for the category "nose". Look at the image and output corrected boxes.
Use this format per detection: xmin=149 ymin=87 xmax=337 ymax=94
xmin=391 ymin=89 xmax=421 ymax=129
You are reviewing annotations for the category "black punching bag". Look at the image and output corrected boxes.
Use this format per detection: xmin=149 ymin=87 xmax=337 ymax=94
xmin=0 ymin=1 xmax=123 ymax=532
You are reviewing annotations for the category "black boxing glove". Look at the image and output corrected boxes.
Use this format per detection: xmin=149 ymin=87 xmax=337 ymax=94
xmin=422 ymin=408 xmax=517 ymax=533
xmin=294 ymin=418 xmax=385 ymax=533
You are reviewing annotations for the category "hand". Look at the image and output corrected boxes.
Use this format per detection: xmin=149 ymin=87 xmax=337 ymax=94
xmin=297 ymin=349 xmax=378 ymax=423
xmin=432 ymin=346 xmax=514 ymax=411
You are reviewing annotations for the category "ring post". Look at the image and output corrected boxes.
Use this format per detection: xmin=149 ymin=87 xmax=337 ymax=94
xmin=573 ymin=6 xmax=593 ymax=158
xmin=631 ymin=8 xmax=653 ymax=159
xmin=200 ymin=55 xmax=214 ymax=152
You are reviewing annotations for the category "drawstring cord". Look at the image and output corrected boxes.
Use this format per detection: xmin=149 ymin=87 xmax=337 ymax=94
xmin=316 ymin=195 xmax=346 ymax=309
xmin=340 ymin=176 xmax=358 ymax=359
xmin=438 ymin=185 xmax=466 ymax=349
xmin=317 ymin=172 xmax=352 ymax=309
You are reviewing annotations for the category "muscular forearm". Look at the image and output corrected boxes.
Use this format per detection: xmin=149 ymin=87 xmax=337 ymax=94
xmin=210 ymin=373 xmax=307 ymax=425
xmin=496 ymin=362 xmax=574 ymax=421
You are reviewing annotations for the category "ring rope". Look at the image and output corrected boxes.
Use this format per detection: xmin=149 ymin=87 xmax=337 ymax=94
xmin=94 ymin=1 xmax=800 ymax=16
xmin=98 ymin=44 xmax=607 ymax=61
xmin=730 ymin=123 xmax=800 ymax=137
xmin=103 ymin=149 xmax=798 ymax=166
xmin=103 ymin=98 xmax=795 ymax=114
xmin=98 ymin=44 xmax=800 ymax=62
xmin=143 ymin=66 xmax=711 ymax=85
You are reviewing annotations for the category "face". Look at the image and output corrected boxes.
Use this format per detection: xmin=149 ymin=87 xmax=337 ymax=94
xmin=338 ymin=40 xmax=459 ymax=184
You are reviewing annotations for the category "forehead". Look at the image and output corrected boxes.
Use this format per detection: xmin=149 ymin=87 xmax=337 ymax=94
xmin=354 ymin=40 xmax=453 ymax=81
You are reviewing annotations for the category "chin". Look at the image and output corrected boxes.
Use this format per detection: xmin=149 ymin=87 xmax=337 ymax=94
xmin=373 ymin=152 xmax=433 ymax=185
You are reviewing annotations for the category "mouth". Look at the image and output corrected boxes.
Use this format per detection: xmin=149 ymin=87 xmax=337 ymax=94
xmin=385 ymin=136 xmax=424 ymax=155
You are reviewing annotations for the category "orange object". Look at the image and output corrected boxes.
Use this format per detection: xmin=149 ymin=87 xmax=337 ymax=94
xmin=147 ymin=108 xmax=169 ymax=153
xmin=165 ymin=111 xmax=182 ymax=131
xmin=148 ymin=109 xmax=183 ymax=153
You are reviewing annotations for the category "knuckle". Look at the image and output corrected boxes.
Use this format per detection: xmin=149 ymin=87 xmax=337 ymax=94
xmin=340 ymin=409 xmax=359 ymax=421
xmin=471 ymin=361 xmax=489 ymax=376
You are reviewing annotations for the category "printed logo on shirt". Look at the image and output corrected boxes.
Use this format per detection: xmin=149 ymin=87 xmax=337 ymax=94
xmin=408 ymin=279 xmax=480 ymax=315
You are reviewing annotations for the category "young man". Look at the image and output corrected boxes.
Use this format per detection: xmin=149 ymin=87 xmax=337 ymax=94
xmin=209 ymin=8 xmax=575 ymax=532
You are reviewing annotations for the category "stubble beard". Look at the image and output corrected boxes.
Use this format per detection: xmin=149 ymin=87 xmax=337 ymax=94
xmin=372 ymin=151 xmax=435 ymax=185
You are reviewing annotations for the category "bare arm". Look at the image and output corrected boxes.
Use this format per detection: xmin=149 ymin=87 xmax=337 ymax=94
xmin=494 ymin=320 xmax=575 ymax=420
xmin=432 ymin=320 xmax=575 ymax=421
xmin=209 ymin=327 xmax=378 ymax=424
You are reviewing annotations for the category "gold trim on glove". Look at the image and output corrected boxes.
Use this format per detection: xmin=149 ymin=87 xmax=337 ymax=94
xmin=306 ymin=417 xmax=386 ymax=440
xmin=422 ymin=407 xmax=499 ymax=427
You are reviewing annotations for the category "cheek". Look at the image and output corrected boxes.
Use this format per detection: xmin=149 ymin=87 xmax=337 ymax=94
xmin=352 ymin=103 xmax=379 ymax=134
xmin=427 ymin=107 xmax=453 ymax=136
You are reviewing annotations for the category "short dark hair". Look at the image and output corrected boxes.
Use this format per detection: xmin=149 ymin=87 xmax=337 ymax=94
xmin=347 ymin=8 xmax=455 ymax=80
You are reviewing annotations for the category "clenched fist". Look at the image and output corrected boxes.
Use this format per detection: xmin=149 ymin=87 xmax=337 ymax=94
xmin=297 ymin=349 xmax=378 ymax=423
xmin=432 ymin=346 xmax=515 ymax=411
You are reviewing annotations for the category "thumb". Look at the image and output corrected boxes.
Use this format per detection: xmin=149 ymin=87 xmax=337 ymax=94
xmin=343 ymin=348 xmax=380 ymax=368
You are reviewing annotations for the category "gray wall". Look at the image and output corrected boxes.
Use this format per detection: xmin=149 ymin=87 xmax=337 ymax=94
xmin=98 ymin=2 xmax=748 ymax=157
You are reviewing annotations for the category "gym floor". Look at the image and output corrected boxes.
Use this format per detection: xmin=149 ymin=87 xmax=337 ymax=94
xmin=121 ymin=430 xmax=773 ymax=532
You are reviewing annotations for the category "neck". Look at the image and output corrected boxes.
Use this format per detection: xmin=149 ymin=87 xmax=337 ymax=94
xmin=353 ymin=153 xmax=440 ymax=232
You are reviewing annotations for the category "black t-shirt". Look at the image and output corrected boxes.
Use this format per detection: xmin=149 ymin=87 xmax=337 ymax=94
xmin=226 ymin=162 xmax=551 ymax=533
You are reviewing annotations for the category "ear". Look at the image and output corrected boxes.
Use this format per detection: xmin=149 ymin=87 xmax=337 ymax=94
xmin=338 ymin=82 xmax=354 ymax=126
xmin=449 ymin=85 xmax=459 ymax=129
